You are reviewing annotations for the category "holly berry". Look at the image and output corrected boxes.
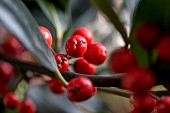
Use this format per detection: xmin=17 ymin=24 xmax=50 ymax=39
xmin=84 ymin=43 xmax=107 ymax=65
xmin=39 ymin=26 xmax=53 ymax=47
xmin=92 ymin=87 xmax=97 ymax=95
xmin=136 ymin=22 xmax=160 ymax=51
xmin=72 ymin=27 xmax=94 ymax=46
xmin=67 ymin=77 xmax=93 ymax=102
xmin=0 ymin=61 xmax=14 ymax=82
xmin=3 ymin=92 xmax=20 ymax=109
xmin=0 ymin=83 xmax=8 ymax=94
xmin=121 ymin=67 xmax=156 ymax=95
xmin=164 ymin=84 xmax=170 ymax=90
xmin=156 ymin=96 xmax=170 ymax=113
xmin=19 ymin=99 xmax=36 ymax=113
xmin=1 ymin=35 xmax=25 ymax=57
xmin=54 ymin=54 xmax=69 ymax=73
xmin=65 ymin=35 xmax=87 ymax=57
xmin=133 ymin=94 xmax=156 ymax=113
xmin=156 ymin=35 xmax=170 ymax=62
xmin=130 ymin=109 xmax=141 ymax=113
xmin=73 ymin=58 xmax=96 ymax=75
xmin=108 ymin=48 xmax=137 ymax=73
xmin=48 ymin=78 xmax=65 ymax=94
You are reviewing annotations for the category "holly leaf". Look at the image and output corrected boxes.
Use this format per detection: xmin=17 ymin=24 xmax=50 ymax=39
xmin=36 ymin=0 xmax=71 ymax=51
xmin=0 ymin=0 xmax=57 ymax=71
xmin=90 ymin=0 xmax=128 ymax=44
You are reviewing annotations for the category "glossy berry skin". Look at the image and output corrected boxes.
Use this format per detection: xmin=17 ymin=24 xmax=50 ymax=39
xmin=19 ymin=99 xmax=36 ymax=113
xmin=39 ymin=26 xmax=53 ymax=47
xmin=48 ymin=78 xmax=65 ymax=94
xmin=156 ymin=96 xmax=170 ymax=113
xmin=92 ymin=87 xmax=97 ymax=95
xmin=1 ymin=36 xmax=25 ymax=57
xmin=65 ymin=35 xmax=87 ymax=57
xmin=133 ymin=94 xmax=156 ymax=113
xmin=136 ymin=22 xmax=160 ymax=51
xmin=54 ymin=54 xmax=69 ymax=73
xmin=67 ymin=77 xmax=93 ymax=102
xmin=130 ymin=109 xmax=141 ymax=113
xmin=72 ymin=27 xmax=94 ymax=46
xmin=84 ymin=43 xmax=107 ymax=65
xmin=121 ymin=67 xmax=156 ymax=95
xmin=3 ymin=92 xmax=20 ymax=109
xmin=73 ymin=58 xmax=96 ymax=75
xmin=156 ymin=35 xmax=170 ymax=62
xmin=108 ymin=48 xmax=137 ymax=73
xmin=0 ymin=61 xmax=14 ymax=82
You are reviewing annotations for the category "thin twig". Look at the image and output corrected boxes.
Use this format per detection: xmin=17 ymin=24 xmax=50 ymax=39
xmin=98 ymin=87 xmax=132 ymax=98
xmin=0 ymin=53 xmax=123 ymax=87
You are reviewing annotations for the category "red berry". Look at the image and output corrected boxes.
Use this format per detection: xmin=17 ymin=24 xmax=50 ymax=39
xmin=39 ymin=26 xmax=53 ymax=47
xmin=84 ymin=43 xmax=107 ymax=65
xmin=130 ymin=109 xmax=140 ymax=113
xmin=0 ymin=83 xmax=8 ymax=94
xmin=67 ymin=77 xmax=93 ymax=102
xmin=54 ymin=54 xmax=69 ymax=73
xmin=72 ymin=27 xmax=94 ymax=46
xmin=121 ymin=67 xmax=156 ymax=95
xmin=1 ymin=35 xmax=25 ymax=57
xmin=156 ymin=96 xmax=170 ymax=113
xmin=65 ymin=35 xmax=87 ymax=57
xmin=164 ymin=84 xmax=170 ymax=90
xmin=108 ymin=48 xmax=137 ymax=73
xmin=92 ymin=87 xmax=97 ymax=95
xmin=156 ymin=35 xmax=170 ymax=62
xmin=73 ymin=58 xmax=96 ymax=75
xmin=136 ymin=22 xmax=160 ymax=51
xmin=48 ymin=78 xmax=65 ymax=94
xmin=19 ymin=99 xmax=36 ymax=113
xmin=0 ymin=61 xmax=14 ymax=82
xmin=133 ymin=94 xmax=156 ymax=113
xmin=3 ymin=92 xmax=20 ymax=109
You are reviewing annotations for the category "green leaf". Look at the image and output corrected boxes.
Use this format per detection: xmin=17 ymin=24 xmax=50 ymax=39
xmin=0 ymin=0 xmax=57 ymax=71
xmin=36 ymin=0 xmax=70 ymax=51
xmin=129 ymin=0 xmax=170 ymax=67
xmin=90 ymin=0 xmax=128 ymax=45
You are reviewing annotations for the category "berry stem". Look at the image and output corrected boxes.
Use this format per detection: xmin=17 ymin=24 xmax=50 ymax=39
xmin=50 ymin=47 xmax=56 ymax=55
xmin=54 ymin=70 xmax=68 ymax=87
xmin=0 ymin=53 xmax=170 ymax=97
xmin=98 ymin=87 xmax=132 ymax=98
xmin=153 ymin=91 xmax=170 ymax=97
xmin=150 ymin=93 xmax=161 ymax=101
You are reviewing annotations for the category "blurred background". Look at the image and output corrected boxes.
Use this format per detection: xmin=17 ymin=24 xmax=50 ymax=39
xmin=0 ymin=0 xmax=139 ymax=113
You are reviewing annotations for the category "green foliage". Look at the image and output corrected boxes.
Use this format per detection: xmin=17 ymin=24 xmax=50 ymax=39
xmin=0 ymin=0 xmax=57 ymax=71
xmin=36 ymin=0 xmax=71 ymax=51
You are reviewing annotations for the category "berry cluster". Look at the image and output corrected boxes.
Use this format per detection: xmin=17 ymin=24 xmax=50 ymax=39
xmin=40 ymin=26 xmax=107 ymax=102
xmin=0 ymin=34 xmax=37 ymax=112
xmin=0 ymin=61 xmax=14 ymax=94
xmin=3 ymin=92 xmax=36 ymax=113
xmin=136 ymin=22 xmax=170 ymax=63
xmin=65 ymin=27 xmax=107 ymax=102
xmin=108 ymin=22 xmax=170 ymax=113
xmin=1 ymin=35 xmax=26 ymax=59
